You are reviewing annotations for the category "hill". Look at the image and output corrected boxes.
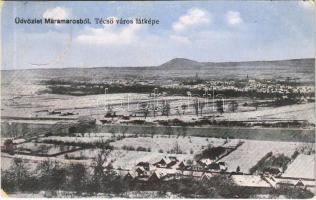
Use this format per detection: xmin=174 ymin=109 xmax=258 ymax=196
xmin=158 ymin=58 xmax=315 ymax=70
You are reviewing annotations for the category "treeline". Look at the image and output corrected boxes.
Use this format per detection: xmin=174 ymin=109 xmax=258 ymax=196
xmin=40 ymin=139 xmax=114 ymax=149
xmin=249 ymin=152 xmax=273 ymax=174
xmin=181 ymin=78 xmax=307 ymax=87
xmin=129 ymin=118 xmax=312 ymax=129
xmin=43 ymin=80 xmax=314 ymax=100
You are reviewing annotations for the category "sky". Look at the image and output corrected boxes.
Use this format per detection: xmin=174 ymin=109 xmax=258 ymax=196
xmin=1 ymin=1 xmax=315 ymax=70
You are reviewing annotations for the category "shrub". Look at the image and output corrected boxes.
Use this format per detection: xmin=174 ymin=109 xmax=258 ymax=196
xmin=249 ymin=152 xmax=272 ymax=174
xmin=291 ymin=150 xmax=299 ymax=160
xmin=136 ymin=146 xmax=148 ymax=152
xmin=195 ymin=146 xmax=226 ymax=160
xmin=122 ymin=145 xmax=135 ymax=151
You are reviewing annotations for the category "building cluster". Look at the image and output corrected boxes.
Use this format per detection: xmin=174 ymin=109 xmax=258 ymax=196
xmin=164 ymin=79 xmax=314 ymax=96
xmin=116 ymin=155 xmax=224 ymax=183
xmin=114 ymin=154 xmax=315 ymax=194
xmin=116 ymin=143 xmax=242 ymax=183
xmin=232 ymin=174 xmax=314 ymax=194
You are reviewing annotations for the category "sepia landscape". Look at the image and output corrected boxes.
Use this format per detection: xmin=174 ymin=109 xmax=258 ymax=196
xmin=1 ymin=1 xmax=315 ymax=199
xmin=1 ymin=57 xmax=315 ymax=198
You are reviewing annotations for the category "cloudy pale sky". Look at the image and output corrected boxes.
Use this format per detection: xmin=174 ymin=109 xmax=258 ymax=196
xmin=1 ymin=1 xmax=315 ymax=70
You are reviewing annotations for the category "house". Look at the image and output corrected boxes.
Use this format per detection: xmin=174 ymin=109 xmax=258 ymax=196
xmin=182 ymin=170 xmax=194 ymax=177
xmin=155 ymin=168 xmax=178 ymax=179
xmin=201 ymin=172 xmax=213 ymax=182
xmin=169 ymin=156 xmax=178 ymax=162
xmin=148 ymin=171 xmax=162 ymax=183
xmin=180 ymin=170 xmax=204 ymax=180
xmin=148 ymin=171 xmax=177 ymax=183
xmin=177 ymin=161 xmax=188 ymax=170
xmin=154 ymin=156 xmax=179 ymax=168
xmin=135 ymin=167 xmax=147 ymax=177
xmin=136 ymin=162 xmax=150 ymax=171
xmin=166 ymin=160 xmax=178 ymax=168
xmin=275 ymin=178 xmax=315 ymax=192
xmin=295 ymin=179 xmax=305 ymax=189
xmin=190 ymin=163 xmax=205 ymax=171
xmin=153 ymin=158 xmax=168 ymax=167
xmin=123 ymin=171 xmax=136 ymax=182
xmin=207 ymin=162 xmax=227 ymax=172
xmin=192 ymin=171 xmax=204 ymax=179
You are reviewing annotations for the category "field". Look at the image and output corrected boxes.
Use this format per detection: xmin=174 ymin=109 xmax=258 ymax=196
xmin=107 ymin=150 xmax=193 ymax=170
xmin=60 ymin=148 xmax=194 ymax=170
xmin=219 ymin=140 xmax=309 ymax=173
xmin=282 ymin=154 xmax=314 ymax=179
xmin=1 ymin=65 xmax=315 ymax=130
xmin=4 ymin=135 xmax=314 ymax=176
xmin=38 ymin=134 xmax=313 ymax=175
xmin=2 ymin=129 xmax=315 ymax=199
xmin=110 ymin=135 xmax=228 ymax=154
xmin=222 ymin=103 xmax=315 ymax=123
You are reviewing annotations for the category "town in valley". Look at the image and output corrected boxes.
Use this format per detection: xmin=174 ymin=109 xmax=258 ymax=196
xmin=1 ymin=58 xmax=315 ymax=198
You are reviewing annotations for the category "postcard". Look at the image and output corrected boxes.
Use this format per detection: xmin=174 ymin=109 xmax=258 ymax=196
xmin=1 ymin=1 xmax=315 ymax=198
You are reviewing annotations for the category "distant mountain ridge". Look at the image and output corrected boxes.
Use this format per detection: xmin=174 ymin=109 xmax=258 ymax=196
xmin=158 ymin=58 xmax=315 ymax=69
xmin=159 ymin=58 xmax=205 ymax=68
xmin=2 ymin=57 xmax=314 ymax=84
xmin=2 ymin=57 xmax=314 ymax=71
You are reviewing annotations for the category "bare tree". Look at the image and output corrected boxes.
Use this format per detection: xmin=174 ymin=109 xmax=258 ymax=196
xmin=199 ymin=102 xmax=206 ymax=116
xmin=216 ymin=100 xmax=224 ymax=114
xmin=165 ymin=125 xmax=173 ymax=138
xmin=161 ymin=100 xmax=171 ymax=117
xmin=193 ymin=98 xmax=199 ymax=116
xmin=140 ymin=102 xmax=150 ymax=119
xmin=149 ymin=126 xmax=156 ymax=138
xmin=109 ymin=127 xmax=117 ymax=139
xmin=175 ymin=106 xmax=181 ymax=117
xmin=89 ymin=149 xmax=111 ymax=193
xmin=150 ymin=102 xmax=158 ymax=118
xmin=105 ymin=104 xmax=115 ymax=120
xmin=229 ymin=100 xmax=238 ymax=112
xmin=181 ymin=104 xmax=188 ymax=115
xmin=193 ymin=98 xmax=206 ymax=116
xmin=121 ymin=126 xmax=128 ymax=138
xmin=36 ymin=159 xmax=66 ymax=191
xmin=11 ymin=158 xmax=30 ymax=191
xmin=181 ymin=125 xmax=188 ymax=138
xmin=68 ymin=163 xmax=87 ymax=195
xmin=236 ymin=166 xmax=241 ymax=173
xmin=170 ymin=141 xmax=182 ymax=154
